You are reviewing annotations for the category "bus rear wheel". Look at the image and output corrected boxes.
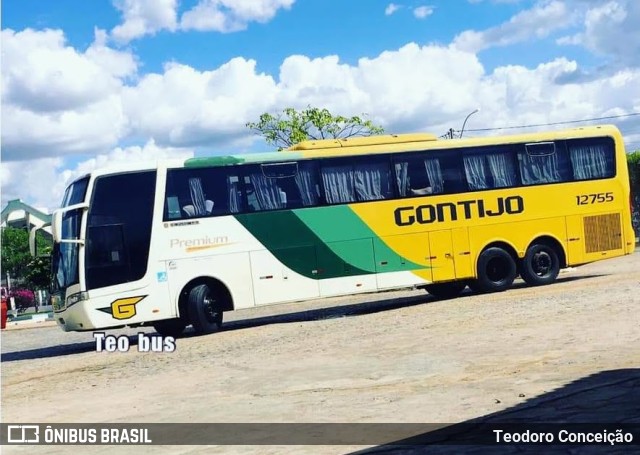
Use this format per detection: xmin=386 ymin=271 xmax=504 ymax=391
xmin=153 ymin=319 xmax=186 ymax=338
xmin=470 ymin=247 xmax=516 ymax=293
xmin=188 ymin=284 xmax=224 ymax=334
xmin=425 ymin=282 xmax=467 ymax=299
xmin=520 ymin=243 xmax=560 ymax=286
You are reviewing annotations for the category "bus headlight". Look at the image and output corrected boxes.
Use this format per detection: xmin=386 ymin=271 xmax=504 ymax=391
xmin=66 ymin=291 xmax=89 ymax=307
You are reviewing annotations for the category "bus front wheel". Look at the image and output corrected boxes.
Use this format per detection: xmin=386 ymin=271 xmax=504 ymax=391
xmin=520 ymin=243 xmax=560 ymax=286
xmin=425 ymin=282 xmax=467 ymax=299
xmin=188 ymin=284 xmax=224 ymax=334
xmin=470 ymin=247 xmax=516 ymax=293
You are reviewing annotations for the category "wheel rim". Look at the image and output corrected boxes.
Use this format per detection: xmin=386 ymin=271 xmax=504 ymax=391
xmin=202 ymin=291 xmax=221 ymax=325
xmin=531 ymin=250 xmax=552 ymax=277
xmin=487 ymin=257 xmax=509 ymax=283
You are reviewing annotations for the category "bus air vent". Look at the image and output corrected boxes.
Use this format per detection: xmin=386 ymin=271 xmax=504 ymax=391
xmin=583 ymin=213 xmax=622 ymax=253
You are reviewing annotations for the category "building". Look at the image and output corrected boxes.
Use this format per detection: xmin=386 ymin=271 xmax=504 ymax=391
xmin=1 ymin=199 xmax=52 ymax=236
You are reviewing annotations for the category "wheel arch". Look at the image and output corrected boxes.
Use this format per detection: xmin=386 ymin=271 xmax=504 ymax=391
xmin=526 ymin=235 xmax=567 ymax=269
xmin=177 ymin=276 xmax=235 ymax=319
xmin=474 ymin=239 xmax=519 ymax=275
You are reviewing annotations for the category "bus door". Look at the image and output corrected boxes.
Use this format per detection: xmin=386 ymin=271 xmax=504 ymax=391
xmin=429 ymin=230 xmax=456 ymax=281
xmin=250 ymin=246 xmax=320 ymax=306
xmin=451 ymin=227 xmax=474 ymax=278
xmin=317 ymin=239 xmax=378 ymax=297
xmin=374 ymin=233 xmax=431 ymax=289
xmin=565 ymin=215 xmax=585 ymax=265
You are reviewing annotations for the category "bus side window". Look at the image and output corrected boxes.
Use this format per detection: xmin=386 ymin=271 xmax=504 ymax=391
xmin=394 ymin=154 xmax=441 ymax=197
xmin=164 ymin=168 xmax=245 ymax=220
xmin=463 ymin=149 xmax=518 ymax=190
xmin=566 ymin=139 xmax=615 ymax=180
xmin=518 ymin=142 xmax=572 ymax=185
xmin=321 ymin=161 xmax=356 ymax=204
xmin=438 ymin=152 xmax=467 ymax=194
xmin=166 ymin=196 xmax=181 ymax=220
xmin=244 ymin=165 xmax=291 ymax=211
xmin=353 ymin=157 xmax=392 ymax=201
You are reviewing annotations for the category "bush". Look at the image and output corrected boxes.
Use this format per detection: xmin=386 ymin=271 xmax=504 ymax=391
xmin=9 ymin=288 xmax=35 ymax=311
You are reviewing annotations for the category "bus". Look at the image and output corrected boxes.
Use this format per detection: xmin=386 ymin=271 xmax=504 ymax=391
xmin=31 ymin=124 xmax=635 ymax=337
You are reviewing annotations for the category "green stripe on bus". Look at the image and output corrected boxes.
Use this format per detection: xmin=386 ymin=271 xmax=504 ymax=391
xmin=294 ymin=206 xmax=425 ymax=272
xmin=234 ymin=211 xmax=371 ymax=279
xmin=235 ymin=206 xmax=425 ymax=279
xmin=185 ymin=152 xmax=306 ymax=168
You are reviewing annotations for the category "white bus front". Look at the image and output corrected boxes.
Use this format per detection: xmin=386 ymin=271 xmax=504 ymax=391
xmin=49 ymin=171 xmax=161 ymax=331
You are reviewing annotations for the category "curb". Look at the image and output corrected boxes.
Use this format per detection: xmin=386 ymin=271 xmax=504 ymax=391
xmin=3 ymin=312 xmax=55 ymax=330
xmin=3 ymin=319 xmax=57 ymax=330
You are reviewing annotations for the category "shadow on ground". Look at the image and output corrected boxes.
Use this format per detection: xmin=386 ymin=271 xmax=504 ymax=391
xmin=2 ymin=273 xmax=605 ymax=362
xmin=350 ymin=368 xmax=640 ymax=454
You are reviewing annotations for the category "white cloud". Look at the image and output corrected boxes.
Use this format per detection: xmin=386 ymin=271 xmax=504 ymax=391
xmin=385 ymin=3 xmax=401 ymax=15
xmin=558 ymin=0 xmax=640 ymax=67
xmin=111 ymin=0 xmax=178 ymax=43
xmin=5 ymin=15 xmax=640 ymax=210
xmin=122 ymin=58 xmax=277 ymax=147
xmin=276 ymin=44 xmax=486 ymax=132
xmin=180 ymin=0 xmax=295 ymax=33
xmin=1 ymin=28 xmax=136 ymax=160
xmin=413 ymin=6 xmax=434 ymax=19
xmin=111 ymin=0 xmax=295 ymax=41
xmin=1 ymin=141 xmax=194 ymax=211
xmin=453 ymin=0 xmax=574 ymax=53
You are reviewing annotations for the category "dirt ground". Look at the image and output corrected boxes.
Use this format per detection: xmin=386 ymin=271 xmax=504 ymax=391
xmin=2 ymin=251 xmax=639 ymax=454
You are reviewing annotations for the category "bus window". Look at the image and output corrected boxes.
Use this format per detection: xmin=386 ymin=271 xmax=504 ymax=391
xmin=320 ymin=157 xmax=392 ymax=204
xmin=86 ymin=171 xmax=156 ymax=290
xmin=518 ymin=142 xmax=571 ymax=185
xmin=394 ymin=154 xmax=443 ymax=196
xmin=164 ymin=167 xmax=245 ymax=219
xmin=567 ymin=139 xmax=615 ymax=180
xmin=321 ymin=161 xmax=356 ymax=204
xmin=463 ymin=149 xmax=518 ymax=190
xmin=353 ymin=158 xmax=392 ymax=202
xmin=394 ymin=151 xmax=466 ymax=196
xmin=244 ymin=161 xmax=320 ymax=211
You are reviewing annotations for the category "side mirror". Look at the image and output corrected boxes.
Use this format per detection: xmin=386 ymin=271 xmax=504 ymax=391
xmin=29 ymin=224 xmax=51 ymax=257
xmin=51 ymin=202 xmax=89 ymax=243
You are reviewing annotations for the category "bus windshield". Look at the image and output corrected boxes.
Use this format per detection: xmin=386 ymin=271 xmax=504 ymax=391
xmin=51 ymin=177 xmax=89 ymax=295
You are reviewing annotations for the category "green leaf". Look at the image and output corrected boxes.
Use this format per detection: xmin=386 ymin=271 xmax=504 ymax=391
xmin=246 ymin=106 xmax=385 ymax=149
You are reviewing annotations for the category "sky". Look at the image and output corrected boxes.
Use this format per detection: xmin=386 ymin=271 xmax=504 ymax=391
xmin=2 ymin=0 xmax=640 ymax=211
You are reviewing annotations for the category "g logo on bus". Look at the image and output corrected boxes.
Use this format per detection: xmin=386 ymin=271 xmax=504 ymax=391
xmin=98 ymin=296 xmax=146 ymax=320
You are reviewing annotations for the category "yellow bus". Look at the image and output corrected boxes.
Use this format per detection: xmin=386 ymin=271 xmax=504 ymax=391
xmin=35 ymin=124 xmax=635 ymax=336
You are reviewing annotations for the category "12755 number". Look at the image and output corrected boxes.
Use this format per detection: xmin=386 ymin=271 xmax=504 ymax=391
xmin=576 ymin=192 xmax=614 ymax=205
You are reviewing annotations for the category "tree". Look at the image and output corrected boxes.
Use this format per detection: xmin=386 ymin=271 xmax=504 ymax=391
xmin=1 ymin=228 xmax=31 ymax=280
xmin=246 ymin=106 xmax=384 ymax=149
xmin=1 ymin=227 xmax=51 ymax=290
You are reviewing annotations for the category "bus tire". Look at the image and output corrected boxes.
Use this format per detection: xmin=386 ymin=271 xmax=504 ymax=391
xmin=471 ymin=247 xmax=516 ymax=293
xmin=520 ymin=243 xmax=560 ymax=286
xmin=188 ymin=284 xmax=223 ymax=334
xmin=425 ymin=282 xmax=467 ymax=300
xmin=153 ymin=319 xmax=186 ymax=338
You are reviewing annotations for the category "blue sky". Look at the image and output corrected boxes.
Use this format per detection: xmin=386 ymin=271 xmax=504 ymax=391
xmin=3 ymin=1 xmax=593 ymax=75
xmin=2 ymin=0 xmax=640 ymax=209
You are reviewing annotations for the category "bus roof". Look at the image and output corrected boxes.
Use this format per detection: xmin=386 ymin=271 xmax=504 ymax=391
xmin=183 ymin=124 xmax=622 ymax=169
xmin=79 ymin=124 xmax=623 ymax=178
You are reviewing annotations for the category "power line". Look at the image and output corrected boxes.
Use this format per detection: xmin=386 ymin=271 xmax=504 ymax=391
xmin=458 ymin=112 xmax=640 ymax=133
